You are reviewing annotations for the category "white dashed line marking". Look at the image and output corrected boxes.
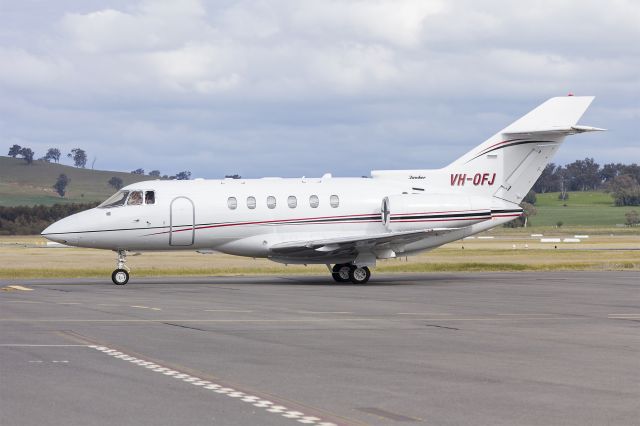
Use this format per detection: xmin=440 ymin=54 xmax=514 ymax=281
xmin=130 ymin=305 xmax=162 ymax=311
xmin=89 ymin=345 xmax=336 ymax=425
xmin=299 ymin=416 xmax=322 ymax=424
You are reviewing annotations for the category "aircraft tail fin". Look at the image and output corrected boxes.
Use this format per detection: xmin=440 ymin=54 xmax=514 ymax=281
xmin=445 ymin=96 xmax=602 ymax=204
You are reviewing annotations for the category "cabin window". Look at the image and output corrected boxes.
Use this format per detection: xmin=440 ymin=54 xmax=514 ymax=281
xmin=145 ymin=191 xmax=155 ymax=205
xmin=127 ymin=191 xmax=143 ymax=205
xmin=288 ymin=196 xmax=297 ymax=208
xmin=247 ymin=196 xmax=256 ymax=209
xmin=309 ymin=195 xmax=319 ymax=208
xmin=267 ymin=196 xmax=276 ymax=209
xmin=98 ymin=191 xmax=129 ymax=208
xmin=227 ymin=197 xmax=237 ymax=210
xmin=330 ymin=194 xmax=339 ymax=208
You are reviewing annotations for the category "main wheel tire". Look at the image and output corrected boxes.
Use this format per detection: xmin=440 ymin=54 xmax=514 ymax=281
xmin=112 ymin=269 xmax=129 ymax=285
xmin=331 ymin=264 xmax=351 ymax=283
xmin=349 ymin=266 xmax=371 ymax=284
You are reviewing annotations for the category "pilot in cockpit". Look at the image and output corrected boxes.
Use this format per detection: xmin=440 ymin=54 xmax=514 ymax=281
xmin=145 ymin=191 xmax=155 ymax=205
xmin=128 ymin=191 xmax=143 ymax=205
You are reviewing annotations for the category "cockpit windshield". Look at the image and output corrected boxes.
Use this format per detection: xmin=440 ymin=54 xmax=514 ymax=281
xmin=98 ymin=191 xmax=130 ymax=208
xmin=98 ymin=190 xmax=156 ymax=208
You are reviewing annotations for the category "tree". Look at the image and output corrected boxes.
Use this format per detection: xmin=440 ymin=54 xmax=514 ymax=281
xmin=625 ymin=210 xmax=639 ymax=226
xmin=523 ymin=190 xmax=537 ymax=205
xmin=609 ymin=175 xmax=640 ymax=206
xmin=564 ymin=158 xmax=600 ymax=191
xmin=148 ymin=170 xmax=161 ymax=177
xmin=19 ymin=147 xmax=34 ymax=165
xmin=175 ymin=171 xmax=191 ymax=180
xmin=0 ymin=202 xmax=99 ymax=235
xmin=53 ymin=174 xmax=69 ymax=197
xmin=108 ymin=177 xmax=124 ymax=190
xmin=532 ymin=163 xmax=561 ymax=193
xmin=131 ymin=168 xmax=145 ymax=175
xmin=8 ymin=144 xmax=21 ymax=158
xmin=503 ymin=202 xmax=536 ymax=228
xmin=44 ymin=148 xmax=61 ymax=163
xmin=620 ymin=163 xmax=640 ymax=184
xmin=68 ymin=148 xmax=87 ymax=168
xmin=600 ymin=163 xmax=623 ymax=185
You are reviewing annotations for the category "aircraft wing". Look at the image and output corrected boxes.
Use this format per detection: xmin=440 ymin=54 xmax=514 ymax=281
xmin=269 ymin=228 xmax=457 ymax=258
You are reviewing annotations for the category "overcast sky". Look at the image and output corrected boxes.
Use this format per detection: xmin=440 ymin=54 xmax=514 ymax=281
xmin=1 ymin=0 xmax=638 ymax=178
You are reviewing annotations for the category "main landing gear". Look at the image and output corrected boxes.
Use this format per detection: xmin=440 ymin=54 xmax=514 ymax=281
xmin=111 ymin=249 xmax=130 ymax=285
xmin=331 ymin=263 xmax=371 ymax=284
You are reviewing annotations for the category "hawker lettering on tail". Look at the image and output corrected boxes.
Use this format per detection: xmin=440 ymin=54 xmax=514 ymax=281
xmin=42 ymin=96 xmax=604 ymax=285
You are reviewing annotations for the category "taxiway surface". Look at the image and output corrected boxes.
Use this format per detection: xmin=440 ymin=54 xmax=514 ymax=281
xmin=1 ymin=272 xmax=638 ymax=425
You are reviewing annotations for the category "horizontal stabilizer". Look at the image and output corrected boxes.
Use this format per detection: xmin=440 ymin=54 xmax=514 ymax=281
xmin=503 ymin=125 xmax=606 ymax=137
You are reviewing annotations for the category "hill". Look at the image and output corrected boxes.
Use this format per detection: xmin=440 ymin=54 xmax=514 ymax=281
xmin=0 ymin=156 xmax=154 ymax=206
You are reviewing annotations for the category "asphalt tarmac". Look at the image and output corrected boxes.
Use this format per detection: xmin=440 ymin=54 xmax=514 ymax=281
xmin=1 ymin=272 xmax=638 ymax=426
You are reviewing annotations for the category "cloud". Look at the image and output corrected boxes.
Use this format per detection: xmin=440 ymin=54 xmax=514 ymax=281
xmin=0 ymin=0 xmax=638 ymax=178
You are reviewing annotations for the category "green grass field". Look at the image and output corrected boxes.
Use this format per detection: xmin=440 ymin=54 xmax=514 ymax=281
xmin=530 ymin=191 xmax=638 ymax=227
xmin=0 ymin=156 xmax=151 ymax=206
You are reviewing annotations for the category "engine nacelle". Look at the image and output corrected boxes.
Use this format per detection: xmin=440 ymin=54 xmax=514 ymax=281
xmin=382 ymin=193 xmax=492 ymax=232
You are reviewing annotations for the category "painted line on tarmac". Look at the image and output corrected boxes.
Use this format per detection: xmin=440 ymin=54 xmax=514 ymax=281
xmin=0 ymin=317 xmax=581 ymax=322
xmin=497 ymin=313 xmax=555 ymax=316
xmin=0 ymin=344 xmax=89 ymax=347
xmin=89 ymin=344 xmax=337 ymax=426
xmin=130 ymin=305 xmax=162 ymax=311
xmin=396 ymin=313 xmax=452 ymax=315
xmin=0 ymin=318 xmax=377 ymax=323
xmin=1 ymin=285 xmax=33 ymax=291
xmin=608 ymin=314 xmax=640 ymax=320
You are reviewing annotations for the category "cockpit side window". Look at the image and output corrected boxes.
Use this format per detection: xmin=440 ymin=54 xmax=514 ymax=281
xmin=127 ymin=191 xmax=143 ymax=205
xmin=98 ymin=191 xmax=130 ymax=208
xmin=145 ymin=191 xmax=155 ymax=205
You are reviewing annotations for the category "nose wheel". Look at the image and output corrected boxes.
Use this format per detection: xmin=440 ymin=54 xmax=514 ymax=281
xmin=112 ymin=249 xmax=130 ymax=285
xmin=112 ymin=269 xmax=129 ymax=285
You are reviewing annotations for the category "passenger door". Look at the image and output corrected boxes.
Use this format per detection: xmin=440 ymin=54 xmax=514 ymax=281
xmin=170 ymin=197 xmax=195 ymax=246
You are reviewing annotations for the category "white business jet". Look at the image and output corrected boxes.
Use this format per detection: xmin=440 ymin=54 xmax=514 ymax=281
xmin=42 ymin=96 xmax=603 ymax=285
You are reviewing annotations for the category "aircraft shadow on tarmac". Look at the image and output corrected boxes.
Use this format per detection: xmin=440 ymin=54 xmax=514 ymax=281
xmin=18 ymin=273 xmax=474 ymax=287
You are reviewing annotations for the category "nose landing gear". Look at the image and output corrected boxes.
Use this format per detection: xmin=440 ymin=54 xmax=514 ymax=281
xmin=111 ymin=249 xmax=130 ymax=285
xmin=331 ymin=263 xmax=371 ymax=284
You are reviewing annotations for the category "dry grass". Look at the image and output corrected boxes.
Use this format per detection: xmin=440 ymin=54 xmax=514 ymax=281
xmin=1 ymin=232 xmax=638 ymax=280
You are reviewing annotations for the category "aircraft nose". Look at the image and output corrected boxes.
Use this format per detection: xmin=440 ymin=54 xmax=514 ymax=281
xmin=41 ymin=216 xmax=80 ymax=245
